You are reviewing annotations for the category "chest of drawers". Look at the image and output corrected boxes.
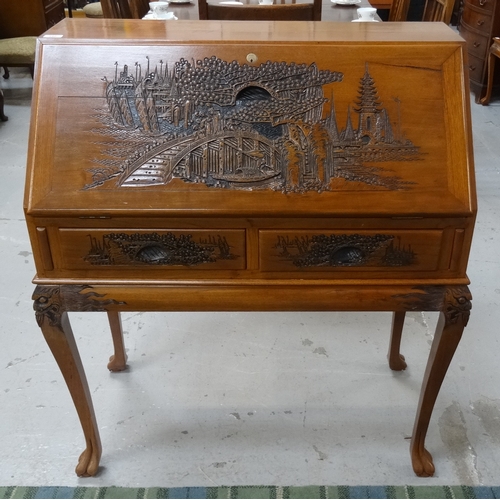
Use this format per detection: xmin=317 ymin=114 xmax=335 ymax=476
xmin=25 ymin=19 xmax=476 ymax=478
xmin=0 ymin=0 xmax=65 ymax=38
xmin=459 ymin=0 xmax=500 ymax=101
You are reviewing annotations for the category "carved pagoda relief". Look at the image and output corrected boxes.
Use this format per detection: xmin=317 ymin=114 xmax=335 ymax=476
xmin=274 ymin=234 xmax=416 ymax=268
xmin=87 ymin=57 xmax=422 ymax=192
xmin=84 ymin=232 xmax=237 ymax=266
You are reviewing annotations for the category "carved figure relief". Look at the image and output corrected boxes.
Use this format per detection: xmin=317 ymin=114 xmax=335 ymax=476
xmin=274 ymin=234 xmax=416 ymax=268
xmin=87 ymin=57 xmax=421 ymax=191
xmin=84 ymin=232 xmax=236 ymax=266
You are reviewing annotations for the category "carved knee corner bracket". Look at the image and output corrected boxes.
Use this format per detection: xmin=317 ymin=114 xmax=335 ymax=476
xmin=32 ymin=285 xmax=126 ymax=329
xmin=443 ymin=286 xmax=472 ymax=327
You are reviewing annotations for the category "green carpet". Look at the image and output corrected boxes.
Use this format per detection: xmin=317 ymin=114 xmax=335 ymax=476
xmin=1 ymin=485 xmax=499 ymax=499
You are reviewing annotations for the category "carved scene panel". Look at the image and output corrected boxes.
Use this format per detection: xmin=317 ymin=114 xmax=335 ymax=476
xmin=259 ymin=230 xmax=446 ymax=272
xmin=45 ymin=44 xmax=461 ymax=212
xmin=56 ymin=228 xmax=246 ymax=270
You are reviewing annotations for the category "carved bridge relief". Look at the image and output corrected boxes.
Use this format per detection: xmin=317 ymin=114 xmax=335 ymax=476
xmin=86 ymin=57 xmax=422 ymax=192
xmin=274 ymin=234 xmax=417 ymax=268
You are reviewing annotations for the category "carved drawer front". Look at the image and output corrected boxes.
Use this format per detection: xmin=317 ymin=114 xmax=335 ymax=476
xmin=56 ymin=229 xmax=246 ymax=270
xmin=259 ymin=230 xmax=445 ymax=273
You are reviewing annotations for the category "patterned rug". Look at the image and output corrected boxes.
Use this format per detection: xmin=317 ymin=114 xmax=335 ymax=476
xmin=1 ymin=485 xmax=499 ymax=499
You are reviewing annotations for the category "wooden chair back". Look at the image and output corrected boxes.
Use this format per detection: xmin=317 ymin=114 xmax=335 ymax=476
xmin=100 ymin=0 xmax=132 ymax=17
xmin=198 ymin=0 xmax=322 ymax=21
xmin=100 ymin=0 xmax=149 ymax=18
xmin=388 ymin=0 xmax=410 ymax=21
xmin=422 ymin=0 xmax=454 ymax=23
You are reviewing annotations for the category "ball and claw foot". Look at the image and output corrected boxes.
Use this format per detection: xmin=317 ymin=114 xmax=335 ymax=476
xmin=107 ymin=354 xmax=128 ymax=372
xmin=389 ymin=353 xmax=407 ymax=371
xmin=75 ymin=444 xmax=101 ymax=477
xmin=411 ymin=445 xmax=435 ymax=477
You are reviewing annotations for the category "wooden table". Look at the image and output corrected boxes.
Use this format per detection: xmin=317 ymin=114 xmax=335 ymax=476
xmin=161 ymin=0 xmax=376 ymax=21
xmin=26 ymin=19 xmax=476 ymax=478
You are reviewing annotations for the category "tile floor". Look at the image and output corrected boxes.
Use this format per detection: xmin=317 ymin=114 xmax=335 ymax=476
xmin=1 ymin=64 xmax=500 ymax=489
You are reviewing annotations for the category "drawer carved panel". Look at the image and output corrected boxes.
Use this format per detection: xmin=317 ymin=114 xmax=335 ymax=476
xmin=259 ymin=230 xmax=444 ymax=272
xmin=58 ymin=229 xmax=246 ymax=270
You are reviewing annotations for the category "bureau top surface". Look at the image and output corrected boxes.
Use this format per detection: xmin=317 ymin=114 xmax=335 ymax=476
xmin=24 ymin=20 xmax=476 ymax=218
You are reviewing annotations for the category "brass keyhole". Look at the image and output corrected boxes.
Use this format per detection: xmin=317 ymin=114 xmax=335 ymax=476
xmin=246 ymin=53 xmax=258 ymax=64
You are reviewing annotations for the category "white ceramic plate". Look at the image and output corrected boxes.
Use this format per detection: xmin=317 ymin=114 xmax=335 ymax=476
xmin=331 ymin=0 xmax=361 ymax=5
xmin=142 ymin=12 xmax=178 ymax=18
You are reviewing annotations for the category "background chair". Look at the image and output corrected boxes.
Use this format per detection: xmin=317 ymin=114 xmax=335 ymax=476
xmin=198 ymin=0 xmax=322 ymax=21
xmin=422 ymin=0 xmax=454 ymax=23
xmin=480 ymin=37 xmax=500 ymax=105
xmin=0 ymin=37 xmax=37 ymax=80
xmin=388 ymin=0 xmax=410 ymax=21
xmin=100 ymin=0 xmax=149 ymax=18
xmin=387 ymin=0 xmax=454 ymax=22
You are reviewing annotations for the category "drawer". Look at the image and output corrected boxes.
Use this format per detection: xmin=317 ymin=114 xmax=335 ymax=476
xmin=466 ymin=52 xmax=487 ymax=84
xmin=55 ymin=229 xmax=247 ymax=270
xmin=459 ymin=25 xmax=490 ymax=59
xmin=465 ymin=0 xmax=494 ymax=12
xmin=44 ymin=2 xmax=65 ymax=28
xmin=259 ymin=230 xmax=446 ymax=273
xmin=462 ymin=7 xmax=493 ymax=33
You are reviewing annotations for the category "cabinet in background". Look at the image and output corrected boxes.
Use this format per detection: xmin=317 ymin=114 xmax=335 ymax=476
xmin=459 ymin=0 xmax=500 ymax=102
xmin=0 ymin=0 xmax=65 ymax=38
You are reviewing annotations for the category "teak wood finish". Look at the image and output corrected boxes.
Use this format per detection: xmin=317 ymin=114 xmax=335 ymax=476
xmin=25 ymin=19 xmax=476 ymax=478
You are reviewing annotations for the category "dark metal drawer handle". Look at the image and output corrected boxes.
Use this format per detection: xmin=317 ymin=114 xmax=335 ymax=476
xmin=473 ymin=41 xmax=481 ymax=48
xmin=479 ymin=0 xmax=486 ymax=6
xmin=477 ymin=20 xmax=485 ymax=26
xmin=469 ymin=65 xmax=476 ymax=71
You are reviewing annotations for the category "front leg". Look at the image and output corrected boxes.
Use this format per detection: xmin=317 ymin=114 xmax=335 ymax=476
xmin=410 ymin=286 xmax=471 ymax=477
xmin=388 ymin=311 xmax=407 ymax=371
xmin=107 ymin=311 xmax=128 ymax=371
xmin=33 ymin=286 xmax=102 ymax=477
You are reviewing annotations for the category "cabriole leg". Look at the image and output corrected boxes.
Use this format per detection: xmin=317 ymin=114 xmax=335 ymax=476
xmin=33 ymin=285 xmax=102 ymax=477
xmin=410 ymin=286 xmax=471 ymax=477
xmin=388 ymin=311 xmax=407 ymax=371
xmin=107 ymin=311 xmax=128 ymax=371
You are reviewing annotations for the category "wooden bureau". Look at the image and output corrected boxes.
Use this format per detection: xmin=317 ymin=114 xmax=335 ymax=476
xmin=459 ymin=0 xmax=500 ymax=102
xmin=25 ymin=19 xmax=476 ymax=478
xmin=0 ymin=0 xmax=65 ymax=38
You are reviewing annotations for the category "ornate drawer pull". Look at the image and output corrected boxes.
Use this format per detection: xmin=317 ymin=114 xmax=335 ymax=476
xmin=479 ymin=0 xmax=486 ymax=5
xmin=477 ymin=20 xmax=484 ymax=26
xmin=469 ymin=65 xmax=476 ymax=71
xmin=473 ymin=41 xmax=481 ymax=47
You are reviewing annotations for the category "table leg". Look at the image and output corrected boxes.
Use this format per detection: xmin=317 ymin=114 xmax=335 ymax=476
xmin=0 ymin=88 xmax=7 ymax=121
xmin=107 ymin=311 xmax=128 ymax=371
xmin=410 ymin=285 xmax=471 ymax=477
xmin=388 ymin=311 xmax=407 ymax=370
xmin=33 ymin=286 xmax=102 ymax=477
xmin=480 ymin=49 xmax=496 ymax=105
